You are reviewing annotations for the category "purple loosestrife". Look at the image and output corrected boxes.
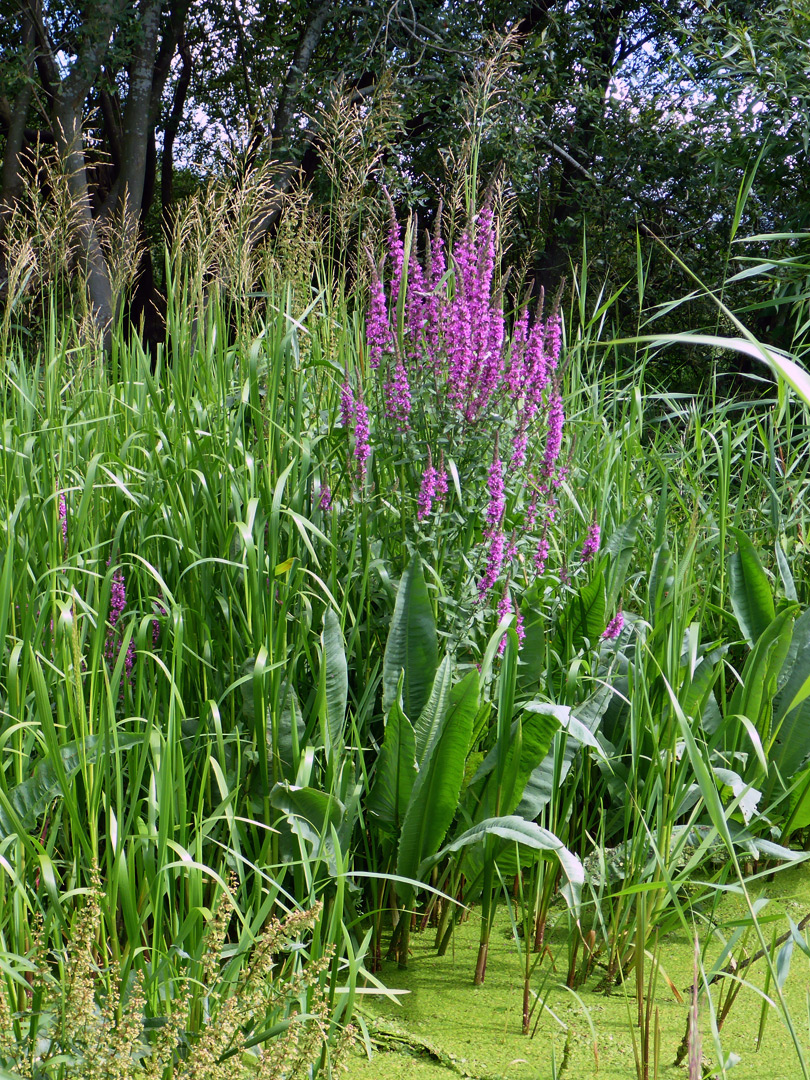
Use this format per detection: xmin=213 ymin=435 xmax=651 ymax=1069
xmin=424 ymin=235 xmax=446 ymax=373
xmin=405 ymin=249 xmax=427 ymax=357
xmin=417 ymin=465 xmax=437 ymax=521
xmin=435 ymin=461 xmax=449 ymax=502
xmin=106 ymin=565 xmax=135 ymax=681
xmin=535 ymin=532 xmax=550 ymax=575
xmin=542 ymin=390 xmax=564 ymax=480
xmin=386 ymin=195 xmax=406 ymax=303
xmin=340 ymin=380 xmax=354 ymax=429
xmin=545 ymin=313 xmax=562 ymax=370
xmin=497 ymin=590 xmax=526 ymax=654
xmin=58 ymin=494 xmax=67 ymax=545
xmin=385 ymin=358 xmax=412 ymax=430
xmin=367 ymin=261 xmax=393 ymax=370
xmin=485 ymin=454 xmax=506 ymax=531
xmin=603 ymin=606 xmax=624 ymax=639
xmin=479 ymin=531 xmax=505 ymax=599
xmin=353 ymin=384 xmax=371 ymax=484
xmin=318 ymin=484 xmax=332 ymax=512
xmin=508 ymin=307 xmax=529 ymax=400
xmin=581 ymin=521 xmax=601 ymax=562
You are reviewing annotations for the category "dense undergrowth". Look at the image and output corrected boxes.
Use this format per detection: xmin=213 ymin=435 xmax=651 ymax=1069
xmin=3 ymin=194 xmax=810 ymax=1080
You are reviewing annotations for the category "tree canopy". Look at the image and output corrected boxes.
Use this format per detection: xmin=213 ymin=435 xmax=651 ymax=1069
xmin=1 ymin=0 xmax=809 ymax=359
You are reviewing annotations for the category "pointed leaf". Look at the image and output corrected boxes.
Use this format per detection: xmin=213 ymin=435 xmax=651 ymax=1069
xmin=413 ymin=655 xmax=453 ymax=766
xmin=396 ymin=671 xmax=478 ymax=906
xmin=516 ymin=684 xmax=614 ymax=820
xmin=604 ymin=513 xmax=641 ymax=612
xmin=383 ymin=554 xmax=438 ymax=721
xmin=729 ymin=529 xmax=775 ymax=646
xmin=422 ymin=815 xmax=584 ymax=918
xmin=320 ymin=608 xmax=348 ymax=755
xmin=0 ymin=734 xmax=142 ymax=838
xmin=367 ymin=689 xmax=417 ymax=836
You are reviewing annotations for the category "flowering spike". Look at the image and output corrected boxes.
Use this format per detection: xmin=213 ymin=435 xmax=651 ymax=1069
xmin=603 ymin=605 xmax=625 ymax=640
xmin=581 ymin=520 xmax=601 ymax=563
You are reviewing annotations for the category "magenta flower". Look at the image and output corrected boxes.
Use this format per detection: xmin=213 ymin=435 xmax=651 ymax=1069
xmin=534 ymin=532 xmax=550 ymax=575
xmin=367 ymin=263 xmax=393 ymax=369
xmin=340 ymin=380 xmax=354 ymax=429
xmin=603 ymin=607 xmax=625 ymax=639
xmin=318 ymin=484 xmax=332 ymax=512
xmin=435 ymin=465 xmax=449 ymax=502
xmin=543 ymin=390 xmax=564 ymax=478
xmin=485 ymin=455 xmax=505 ymax=530
xmin=479 ymin=530 xmax=505 ymax=598
xmin=417 ymin=466 xmax=437 ymax=521
xmin=105 ymin=564 xmax=135 ymax=681
xmin=385 ymin=358 xmax=412 ymax=430
xmin=353 ymin=385 xmax=371 ymax=484
xmin=58 ymin=494 xmax=67 ymax=545
xmin=496 ymin=590 xmax=526 ymax=654
xmin=581 ymin=521 xmax=601 ymax=562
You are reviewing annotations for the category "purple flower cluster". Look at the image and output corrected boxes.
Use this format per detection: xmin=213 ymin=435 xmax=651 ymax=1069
xmin=603 ymin=606 xmax=625 ymax=640
xmin=58 ymin=494 xmax=67 ymax=546
xmin=385 ymin=359 xmax=412 ymax=430
xmin=319 ymin=483 xmax=333 ymax=512
xmin=496 ymin=589 xmax=525 ymax=654
xmin=105 ymin=564 xmax=135 ymax=681
xmin=340 ymin=377 xmax=371 ymax=485
xmin=485 ymin=456 xmax=505 ymax=529
xmin=581 ymin=521 xmax=601 ymax=563
xmin=417 ymin=457 xmax=450 ymax=522
xmin=362 ymin=196 xmax=572 ymax=642
xmin=367 ymin=263 xmax=394 ymax=370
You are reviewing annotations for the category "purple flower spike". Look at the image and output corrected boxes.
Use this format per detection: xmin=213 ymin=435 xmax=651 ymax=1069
xmin=353 ymin=386 xmax=371 ymax=484
xmin=534 ymin=533 xmax=550 ymax=576
xmin=479 ymin=530 xmax=505 ymax=598
xmin=367 ymin=266 xmax=393 ymax=369
xmin=58 ymin=494 xmax=68 ymax=544
xmin=486 ymin=456 xmax=505 ymax=530
xmin=581 ymin=521 xmax=601 ymax=562
xmin=603 ymin=607 xmax=625 ymax=639
xmin=385 ymin=359 xmax=412 ymax=430
xmin=543 ymin=391 xmax=564 ymax=478
xmin=319 ymin=484 xmax=332 ymax=512
xmin=417 ymin=464 xmax=437 ymax=521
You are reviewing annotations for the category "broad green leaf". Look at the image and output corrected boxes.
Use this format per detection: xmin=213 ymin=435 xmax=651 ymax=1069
xmin=367 ymin=687 xmax=417 ymax=837
xmin=559 ymin=570 xmax=606 ymax=652
xmin=396 ymin=670 xmax=478 ymax=906
xmin=466 ymin=706 xmax=563 ymax=821
xmin=383 ymin=554 xmax=438 ymax=721
xmin=273 ymin=676 xmax=305 ymax=779
xmin=649 ymin=544 xmax=673 ymax=624
xmin=729 ymin=607 xmax=795 ymax=737
xmin=604 ymin=513 xmax=641 ymax=612
xmin=413 ymin=655 xmax=453 ymax=766
xmin=270 ymin=782 xmax=346 ymax=873
xmin=422 ymin=815 xmax=584 ymax=918
xmin=516 ymin=684 xmax=614 ymax=820
xmin=681 ymin=645 xmax=725 ymax=724
xmin=775 ymin=540 xmax=798 ymax=603
xmin=712 ymin=767 xmax=761 ymax=825
xmin=729 ymin=529 xmax=775 ymax=646
xmin=517 ymin=581 xmax=546 ymax=696
xmin=0 ymin=734 xmax=142 ymax=838
xmin=320 ymin=607 xmax=348 ymax=757
xmin=770 ymin=608 xmax=810 ymax=780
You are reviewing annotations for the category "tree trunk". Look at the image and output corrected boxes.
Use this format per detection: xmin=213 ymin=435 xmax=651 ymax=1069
xmin=53 ymin=100 xmax=116 ymax=345
xmin=0 ymin=15 xmax=35 ymax=230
